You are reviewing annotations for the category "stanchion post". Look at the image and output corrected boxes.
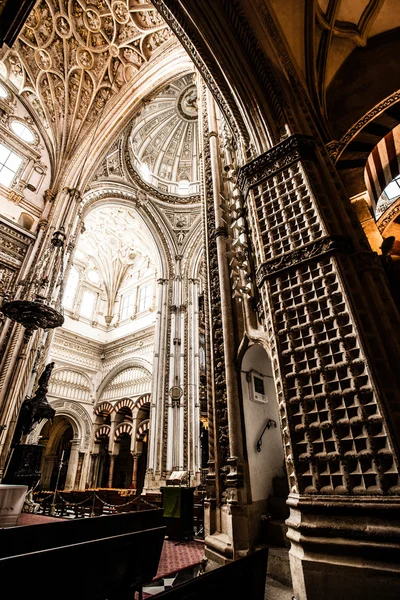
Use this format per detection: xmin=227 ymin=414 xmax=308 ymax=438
xmin=50 ymin=450 xmax=65 ymax=516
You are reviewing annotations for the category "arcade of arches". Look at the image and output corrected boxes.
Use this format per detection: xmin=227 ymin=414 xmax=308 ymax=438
xmin=1 ymin=1 xmax=400 ymax=599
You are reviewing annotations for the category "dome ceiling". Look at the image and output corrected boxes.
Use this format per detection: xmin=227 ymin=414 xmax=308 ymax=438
xmin=128 ymin=73 xmax=199 ymax=196
xmin=76 ymin=205 xmax=157 ymax=317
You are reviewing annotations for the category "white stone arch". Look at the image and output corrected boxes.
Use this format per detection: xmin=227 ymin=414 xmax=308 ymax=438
xmin=97 ymin=358 xmax=153 ymax=401
xmin=47 ymin=400 xmax=92 ymax=452
xmin=80 ymin=190 xmax=173 ymax=281
xmin=49 ymin=366 xmax=94 ymax=404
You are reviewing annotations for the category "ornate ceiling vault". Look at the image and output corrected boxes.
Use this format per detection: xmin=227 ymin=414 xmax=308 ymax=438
xmin=1 ymin=0 xmax=174 ymax=186
xmin=128 ymin=73 xmax=199 ymax=195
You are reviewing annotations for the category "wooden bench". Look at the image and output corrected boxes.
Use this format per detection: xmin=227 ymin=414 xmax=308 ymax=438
xmin=0 ymin=508 xmax=164 ymax=557
xmin=154 ymin=547 xmax=269 ymax=600
xmin=0 ymin=525 xmax=166 ymax=600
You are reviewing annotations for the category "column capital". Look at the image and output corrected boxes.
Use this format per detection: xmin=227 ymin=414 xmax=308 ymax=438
xmin=237 ymin=134 xmax=316 ymax=197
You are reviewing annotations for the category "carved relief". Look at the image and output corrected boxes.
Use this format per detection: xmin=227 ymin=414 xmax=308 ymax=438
xmin=5 ymin=0 xmax=173 ymax=179
xmin=240 ymin=135 xmax=400 ymax=496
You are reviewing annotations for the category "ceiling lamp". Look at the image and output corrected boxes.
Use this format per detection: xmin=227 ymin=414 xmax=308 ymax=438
xmin=2 ymin=228 xmax=66 ymax=337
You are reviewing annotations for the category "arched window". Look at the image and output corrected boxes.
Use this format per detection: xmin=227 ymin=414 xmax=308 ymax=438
xmin=63 ymin=267 xmax=79 ymax=310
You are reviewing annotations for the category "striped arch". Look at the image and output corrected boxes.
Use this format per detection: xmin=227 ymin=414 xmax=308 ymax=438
xmin=95 ymin=425 xmax=111 ymax=442
xmin=137 ymin=419 xmax=150 ymax=440
xmin=134 ymin=393 xmax=151 ymax=411
xmin=114 ymin=422 xmax=133 ymax=442
xmin=365 ymin=124 xmax=400 ymax=211
xmin=114 ymin=398 xmax=136 ymax=414
xmin=94 ymin=401 xmax=114 ymax=417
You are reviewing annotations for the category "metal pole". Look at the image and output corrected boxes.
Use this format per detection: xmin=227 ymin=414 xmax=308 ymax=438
xmin=50 ymin=449 xmax=65 ymax=516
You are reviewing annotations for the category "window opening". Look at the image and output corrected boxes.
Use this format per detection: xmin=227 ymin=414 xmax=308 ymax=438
xmin=138 ymin=284 xmax=152 ymax=312
xmin=63 ymin=267 xmax=79 ymax=310
xmin=0 ymin=143 xmax=22 ymax=188
xmin=80 ymin=290 xmax=97 ymax=319
xmin=121 ymin=293 xmax=134 ymax=320
xmin=11 ymin=121 xmax=35 ymax=144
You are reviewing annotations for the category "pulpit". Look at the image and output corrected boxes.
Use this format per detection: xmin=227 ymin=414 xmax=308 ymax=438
xmin=161 ymin=486 xmax=195 ymax=541
xmin=0 ymin=484 xmax=28 ymax=527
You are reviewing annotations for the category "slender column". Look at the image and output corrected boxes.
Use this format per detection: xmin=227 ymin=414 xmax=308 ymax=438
xmin=131 ymin=452 xmax=140 ymax=490
xmin=146 ymin=277 xmax=168 ymax=489
xmin=64 ymin=439 xmax=80 ymax=491
xmin=108 ymin=454 xmax=117 ymax=488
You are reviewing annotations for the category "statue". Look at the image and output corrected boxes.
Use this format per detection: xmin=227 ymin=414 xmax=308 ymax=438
xmin=4 ymin=363 xmax=56 ymax=487
xmin=13 ymin=362 xmax=56 ymax=446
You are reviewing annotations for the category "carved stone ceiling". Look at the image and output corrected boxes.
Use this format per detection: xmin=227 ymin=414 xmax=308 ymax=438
xmin=315 ymin=0 xmax=397 ymax=88
xmin=1 ymin=0 xmax=173 ymax=184
xmin=77 ymin=204 xmax=156 ymax=315
xmin=128 ymin=72 xmax=199 ymax=194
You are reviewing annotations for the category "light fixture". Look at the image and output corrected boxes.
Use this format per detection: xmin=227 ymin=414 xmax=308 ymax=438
xmin=2 ymin=228 xmax=66 ymax=337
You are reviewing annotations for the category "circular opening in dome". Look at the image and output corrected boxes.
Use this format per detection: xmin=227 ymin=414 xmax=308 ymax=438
xmin=178 ymin=179 xmax=190 ymax=195
xmin=140 ymin=162 xmax=152 ymax=183
xmin=11 ymin=121 xmax=35 ymax=143
xmin=0 ymin=83 xmax=8 ymax=99
xmin=87 ymin=269 xmax=100 ymax=284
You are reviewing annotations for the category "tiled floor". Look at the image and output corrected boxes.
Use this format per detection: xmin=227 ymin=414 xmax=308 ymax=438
xmin=143 ymin=564 xmax=201 ymax=597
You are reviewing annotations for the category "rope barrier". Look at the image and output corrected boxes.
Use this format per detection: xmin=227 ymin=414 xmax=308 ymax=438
xmin=36 ymin=489 xmax=158 ymax=512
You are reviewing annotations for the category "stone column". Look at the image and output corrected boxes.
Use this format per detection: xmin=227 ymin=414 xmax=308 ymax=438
xmin=131 ymin=452 xmax=140 ymax=491
xmin=88 ymin=449 xmax=99 ymax=488
xmin=237 ymin=134 xmax=400 ymax=600
xmin=146 ymin=277 xmax=169 ymax=490
xmin=108 ymin=454 xmax=117 ymax=488
xmin=41 ymin=454 xmax=57 ymax=489
xmin=64 ymin=439 xmax=80 ymax=491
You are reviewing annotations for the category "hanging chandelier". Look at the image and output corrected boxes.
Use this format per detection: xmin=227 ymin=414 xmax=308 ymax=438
xmin=2 ymin=227 xmax=66 ymax=337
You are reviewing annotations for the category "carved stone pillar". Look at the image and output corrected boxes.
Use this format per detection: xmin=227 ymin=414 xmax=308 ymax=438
xmin=237 ymin=134 xmax=400 ymax=600
xmin=64 ymin=439 xmax=80 ymax=491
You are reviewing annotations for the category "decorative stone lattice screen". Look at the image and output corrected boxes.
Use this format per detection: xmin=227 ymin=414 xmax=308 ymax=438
xmin=238 ymin=134 xmax=400 ymax=497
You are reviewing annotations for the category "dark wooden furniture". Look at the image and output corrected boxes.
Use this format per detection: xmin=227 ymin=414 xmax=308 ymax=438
xmin=0 ymin=508 xmax=164 ymax=557
xmin=154 ymin=547 xmax=269 ymax=600
xmin=161 ymin=486 xmax=195 ymax=541
xmin=0 ymin=525 xmax=165 ymax=600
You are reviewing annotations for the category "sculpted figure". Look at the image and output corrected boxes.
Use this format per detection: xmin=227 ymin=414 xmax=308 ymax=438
xmin=13 ymin=362 xmax=56 ymax=445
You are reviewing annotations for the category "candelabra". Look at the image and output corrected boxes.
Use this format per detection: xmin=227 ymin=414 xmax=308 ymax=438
xmin=2 ymin=228 xmax=66 ymax=336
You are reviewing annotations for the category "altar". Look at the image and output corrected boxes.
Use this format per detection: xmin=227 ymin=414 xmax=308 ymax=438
xmin=0 ymin=484 xmax=28 ymax=527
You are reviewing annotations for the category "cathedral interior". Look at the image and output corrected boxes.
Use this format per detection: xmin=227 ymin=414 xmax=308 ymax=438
xmin=1 ymin=1 xmax=400 ymax=598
